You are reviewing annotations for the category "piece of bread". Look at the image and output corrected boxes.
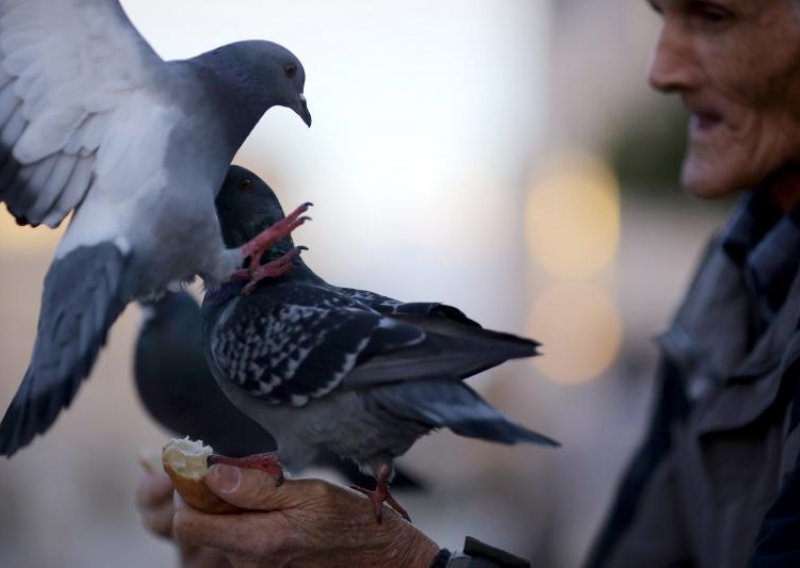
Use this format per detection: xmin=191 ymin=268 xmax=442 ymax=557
xmin=162 ymin=438 xmax=242 ymax=514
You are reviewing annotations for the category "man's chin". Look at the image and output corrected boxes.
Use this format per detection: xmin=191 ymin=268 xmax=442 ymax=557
xmin=680 ymin=156 xmax=744 ymax=199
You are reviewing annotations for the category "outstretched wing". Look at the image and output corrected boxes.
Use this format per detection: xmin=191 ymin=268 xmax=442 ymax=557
xmin=0 ymin=241 xmax=134 ymax=456
xmin=0 ymin=0 xmax=163 ymax=227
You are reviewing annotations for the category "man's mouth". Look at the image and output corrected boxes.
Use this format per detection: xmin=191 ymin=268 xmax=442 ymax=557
xmin=689 ymin=111 xmax=724 ymax=138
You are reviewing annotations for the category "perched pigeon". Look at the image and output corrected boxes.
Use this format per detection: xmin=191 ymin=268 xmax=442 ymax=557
xmin=203 ymin=166 xmax=558 ymax=520
xmin=0 ymin=0 xmax=313 ymax=456
xmin=135 ymin=289 xmax=422 ymax=490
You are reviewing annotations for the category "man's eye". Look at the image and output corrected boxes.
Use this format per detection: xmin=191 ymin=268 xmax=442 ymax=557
xmin=690 ymin=2 xmax=734 ymax=25
xmin=647 ymin=0 xmax=664 ymax=16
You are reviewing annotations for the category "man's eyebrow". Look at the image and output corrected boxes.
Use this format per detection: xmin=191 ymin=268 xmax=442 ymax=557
xmin=647 ymin=0 xmax=664 ymax=13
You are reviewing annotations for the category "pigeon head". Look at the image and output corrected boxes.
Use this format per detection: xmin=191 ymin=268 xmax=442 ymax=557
xmin=230 ymin=40 xmax=311 ymax=127
xmin=196 ymin=40 xmax=312 ymax=131
xmin=215 ymin=165 xmax=292 ymax=255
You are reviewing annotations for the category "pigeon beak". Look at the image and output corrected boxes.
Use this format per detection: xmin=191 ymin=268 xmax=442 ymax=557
xmin=295 ymin=93 xmax=312 ymax=127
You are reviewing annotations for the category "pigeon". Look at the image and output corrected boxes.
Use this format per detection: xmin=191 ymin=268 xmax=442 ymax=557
xmin=202 ymin=166 xmax=558 ymax=520
xmin=0 ymin=0 xmax=313 ymax=456
xmin=135 ymin=289 xmax=422 ymax=490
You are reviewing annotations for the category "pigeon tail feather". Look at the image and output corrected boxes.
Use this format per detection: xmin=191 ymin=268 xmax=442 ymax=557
xmin=369 ymin=381 xmax=559 ymax=448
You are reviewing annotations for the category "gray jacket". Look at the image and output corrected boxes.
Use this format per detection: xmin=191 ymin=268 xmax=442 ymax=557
xmin=588 ymin=194 xmax=800 ymax=567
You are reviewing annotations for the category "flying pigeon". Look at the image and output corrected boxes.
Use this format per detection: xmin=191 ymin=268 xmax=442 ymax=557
xmin=0 ymin=0 xmax=313 ymax=456
xmin=202 ymin=166 xmax=559 ymax=520
xmin=135 ymin=289 xmax=422 ymax=490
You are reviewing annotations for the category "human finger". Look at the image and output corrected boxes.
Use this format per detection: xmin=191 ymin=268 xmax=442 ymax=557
xmin=136 ymin=471 xmax=175 ymax=510
xmin=141 ymin=498 xmax=176 ymax=539
xmin=205 ymin=465 xmax=333 ymax=511
xmin=172 ymin=500 xmax=291 ymax=560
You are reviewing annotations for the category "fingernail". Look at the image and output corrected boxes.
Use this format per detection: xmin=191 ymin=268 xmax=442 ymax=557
xmin=208 ymin=464 xmax=241 ymax=493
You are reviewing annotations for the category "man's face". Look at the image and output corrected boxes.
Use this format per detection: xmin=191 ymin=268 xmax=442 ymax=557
xmin=648 ymin=0 xmax=800 ymax=198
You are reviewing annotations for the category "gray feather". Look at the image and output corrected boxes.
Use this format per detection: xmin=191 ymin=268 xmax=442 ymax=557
xmin=368 ymin=381 xmax=559 ymax=446
xmin=26 ymin=153 xmax=78 ymax=225
xmin=0 ymin=86 xmax=19 ymax=127
xmin=0 ymin=243 xmax=133 ymax=456
xmin=41 ymin=158 xmax=92 ymax=227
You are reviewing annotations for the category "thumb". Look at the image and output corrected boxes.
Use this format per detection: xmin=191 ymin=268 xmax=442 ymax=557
xmin=206 ymin=464 xmax=323 ymax=511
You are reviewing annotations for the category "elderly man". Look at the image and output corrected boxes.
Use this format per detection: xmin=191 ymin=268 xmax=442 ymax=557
xmin=136 ymin=0 xmax=800 ymax=566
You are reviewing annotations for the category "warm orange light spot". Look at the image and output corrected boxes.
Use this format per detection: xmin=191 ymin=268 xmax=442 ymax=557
xmin=525 ymin=154 xmax=620 ymax=279
xmin=529 ymin=283 xmax=622 ymax=384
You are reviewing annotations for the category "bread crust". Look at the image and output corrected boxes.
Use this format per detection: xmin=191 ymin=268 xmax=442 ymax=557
xmin=161 ymin=438 xmax=243 ymax=514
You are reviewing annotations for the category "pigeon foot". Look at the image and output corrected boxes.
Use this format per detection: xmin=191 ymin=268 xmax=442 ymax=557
xmin=208 ymin=452 xmax=285 ymax=486
xmin=233 ymin=246 xmax=308 ymax=295
xmin=350 ymin=463 xmax=411 ymax=523
xmin=241 ymin=201 xmax=312 ymax=266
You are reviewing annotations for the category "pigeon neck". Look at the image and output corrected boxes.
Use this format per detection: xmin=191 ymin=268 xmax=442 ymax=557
xmin=189 ymin=55 xmax=274 ymax=149
xmin=203 ymin=280 xmax=244 ymax=308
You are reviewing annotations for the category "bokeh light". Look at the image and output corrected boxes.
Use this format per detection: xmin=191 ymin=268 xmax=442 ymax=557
xmin=528 ymin=283 xmax=622 ymax=384
xmin=525 ymin=154 xmax=620 ymax=280
xmin=525 ymin=152 xmax=623 ymax=384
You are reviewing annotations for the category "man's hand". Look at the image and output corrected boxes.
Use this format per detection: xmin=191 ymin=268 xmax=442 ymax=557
xmin=136 ymin=470 xmax=178 ymax=540
xmin=172 ymin=464 xmax=441 ymax=568
xmin=135 ymin=469 xmax=233 ymax=568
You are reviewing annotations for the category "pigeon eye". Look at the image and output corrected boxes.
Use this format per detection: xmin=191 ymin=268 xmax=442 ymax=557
xmin=284 ymin=64 xmax=297 ymax=78
xmin=239 ymin=178 xmax=252 ymax=190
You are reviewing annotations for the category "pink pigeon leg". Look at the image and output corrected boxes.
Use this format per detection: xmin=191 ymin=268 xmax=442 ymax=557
xmin=240 ymin=201 xmax=312 ymax=266
xmin=350 ymin=463 xmax=411 ymax=523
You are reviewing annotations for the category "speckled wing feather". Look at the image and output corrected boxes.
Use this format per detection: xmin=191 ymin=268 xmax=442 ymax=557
xmin=207 ymin=283 xmax=426 ymax=407
xmin=335 ymin=291 xmax=538 ymax=389
xmin=336 ymin=287 xmax=482 ymax=329
xmin=334 ymin=287 xmax=401 ymax=312
xmin=207 ymin=279 xmax=540 ymax=404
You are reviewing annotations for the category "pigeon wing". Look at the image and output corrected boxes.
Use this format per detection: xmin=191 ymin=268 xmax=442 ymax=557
xmin=336 ymin=289 xmax=483 ymax=331
xmin=334 ymin=287 xmax=402 ymax=312
xmin=209 ymin=286 xmax=539 ymax=402
xmin=0 ymin=0 xmax=164 ymax=227
xmin=207 ymin=294 xmax=425 ymax=407
xmin=0 ymin=242 xmax=133 ymax=456
xmin=341 ymin=299 xmax=540 ymax=389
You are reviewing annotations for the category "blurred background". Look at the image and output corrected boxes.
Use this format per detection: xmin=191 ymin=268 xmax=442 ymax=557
xmin=0 ymin=1 xmax=734 ymax=566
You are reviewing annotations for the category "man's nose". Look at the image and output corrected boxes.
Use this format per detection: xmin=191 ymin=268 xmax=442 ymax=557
xmin=648 ymin=23 xmax=700 ymax=93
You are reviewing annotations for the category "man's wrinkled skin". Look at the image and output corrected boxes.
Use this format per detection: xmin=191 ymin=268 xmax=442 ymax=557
xmin=135 ymin=465 xmax=439 ymax=568
xmin=172 ymin=465 xmax=439 ymax=568
xmin=136 ymin=471 xmax=234 ymax=568
xmin=648 ymin=0 xmax=800 ymax=205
